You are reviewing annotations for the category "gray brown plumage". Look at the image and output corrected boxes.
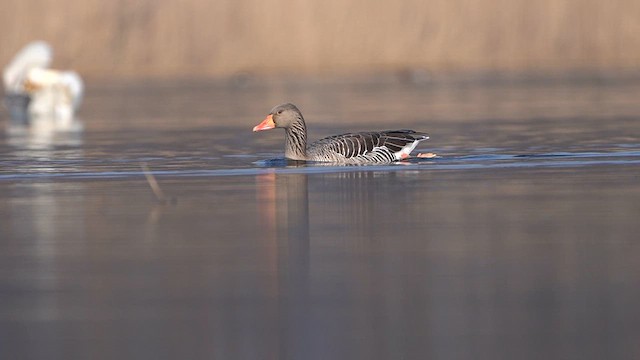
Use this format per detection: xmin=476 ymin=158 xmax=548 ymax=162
xmin=253 ymin=103 xmax=429 ymax=164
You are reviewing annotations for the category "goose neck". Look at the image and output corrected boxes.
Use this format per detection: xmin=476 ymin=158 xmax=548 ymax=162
xmin=284 ymin=120 xmax=307 ymax=160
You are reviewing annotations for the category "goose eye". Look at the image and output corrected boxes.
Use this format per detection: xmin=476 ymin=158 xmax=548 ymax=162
xmin=276 ymin=110 xmax=283 ymax=115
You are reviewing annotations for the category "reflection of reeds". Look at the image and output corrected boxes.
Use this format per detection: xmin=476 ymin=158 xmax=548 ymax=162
xmin=1 ymin=0 xmax=638 ymax=78
xmin=140 ymin=163 xmax=167 ymax=202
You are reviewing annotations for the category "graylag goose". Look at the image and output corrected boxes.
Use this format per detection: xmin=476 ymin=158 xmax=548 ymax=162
xmin=253 ymin=103 xmax=431 ymax=164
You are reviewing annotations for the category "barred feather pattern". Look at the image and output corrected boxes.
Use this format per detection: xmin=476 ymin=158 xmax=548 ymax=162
xmin=284 ymin=120 xmax=308 ymax=160
xmin=304 ymin=130 xmax=429 ymax=164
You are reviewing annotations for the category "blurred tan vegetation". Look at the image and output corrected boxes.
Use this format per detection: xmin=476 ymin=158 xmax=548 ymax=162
xmin=1 ymin=0 xmax=639 ymax=79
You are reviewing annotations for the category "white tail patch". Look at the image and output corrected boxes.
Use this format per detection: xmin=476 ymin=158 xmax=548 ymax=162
xmin=394 ymin=138 xmax=428 ymax=160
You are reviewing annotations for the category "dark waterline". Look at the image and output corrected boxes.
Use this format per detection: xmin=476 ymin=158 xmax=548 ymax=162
xmin=1 ymin=79 xmax=639 ymax=359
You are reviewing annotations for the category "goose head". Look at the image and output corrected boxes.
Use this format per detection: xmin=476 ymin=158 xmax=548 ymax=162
xmin=253 ymin=103 xmax=303 ymax=132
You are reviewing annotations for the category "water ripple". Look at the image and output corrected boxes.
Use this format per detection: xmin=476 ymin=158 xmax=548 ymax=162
xmin=1 ymin=149 xmax=639 ymax=181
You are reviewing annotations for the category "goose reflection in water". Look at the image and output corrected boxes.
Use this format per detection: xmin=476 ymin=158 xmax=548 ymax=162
xmin=254 ymin=170 xmax=429 ymax=359
xmin=256 ymin=172 xmax=311 ymax=357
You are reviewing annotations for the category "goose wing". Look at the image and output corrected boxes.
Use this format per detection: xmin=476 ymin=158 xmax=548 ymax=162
xmin=308 ymin=130 xmax=429 ymax=163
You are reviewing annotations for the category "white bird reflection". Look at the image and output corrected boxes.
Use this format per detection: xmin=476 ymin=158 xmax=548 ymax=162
xmin=3 ymin=41 xmax=84 ymax=132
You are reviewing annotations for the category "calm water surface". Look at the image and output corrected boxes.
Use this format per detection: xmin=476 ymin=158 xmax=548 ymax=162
xmin=1 ymin=78 xmax=639 ymax=359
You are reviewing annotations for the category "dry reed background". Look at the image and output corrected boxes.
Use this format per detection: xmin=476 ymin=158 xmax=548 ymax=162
xmin=1 ymin=0 xmax=639 ymax=79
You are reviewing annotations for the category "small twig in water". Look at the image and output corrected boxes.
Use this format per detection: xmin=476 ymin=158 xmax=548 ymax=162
xmin=140 ymin=163 xmax=166 ymax=202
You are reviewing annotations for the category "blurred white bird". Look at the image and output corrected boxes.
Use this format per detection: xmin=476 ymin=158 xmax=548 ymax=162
xmin=3 ymin=41 xmax=52 ymax=93
xmin=24 ymin=68 xmax=84 ymax=125
xmin=3 ymin=41 xmax=83 ymax=128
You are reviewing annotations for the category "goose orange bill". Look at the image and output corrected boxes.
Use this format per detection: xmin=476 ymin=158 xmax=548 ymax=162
xmin=253 ymin=114 xmax=276 ymax=132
